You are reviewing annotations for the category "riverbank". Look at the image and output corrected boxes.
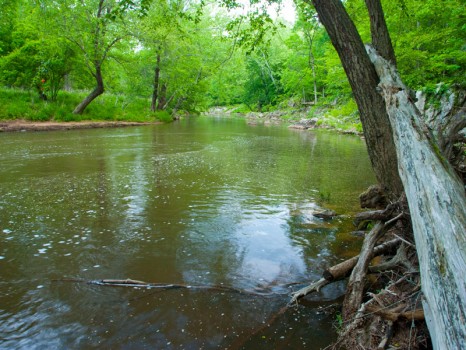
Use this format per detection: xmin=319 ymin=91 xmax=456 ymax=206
xmin=0 ymin=120 xmax=157 ymax=132
xmin=204 ymin=101 xmax=364 ymax=136
xmin=0 ymin=88 xmax=173 ymax=124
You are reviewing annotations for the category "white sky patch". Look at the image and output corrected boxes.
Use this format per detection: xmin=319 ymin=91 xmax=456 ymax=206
xmin=212 ymin=0 xmax=296 ymax=24
xmin=268 ymin=0 xmax=297 ymax=23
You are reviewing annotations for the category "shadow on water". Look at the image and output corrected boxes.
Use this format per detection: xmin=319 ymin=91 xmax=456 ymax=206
xmin=0 ymin=117 xmax=375 ymax=349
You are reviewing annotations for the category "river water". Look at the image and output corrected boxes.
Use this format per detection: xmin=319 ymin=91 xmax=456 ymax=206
xmin=0 ymin=117 xmax=375 ymax=349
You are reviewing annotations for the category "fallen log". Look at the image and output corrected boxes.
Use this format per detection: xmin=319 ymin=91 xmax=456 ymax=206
xmin=290 ymin=238 xmax=400 ymax=304
xmin=367 ymin=45 xmax=466 ymax=350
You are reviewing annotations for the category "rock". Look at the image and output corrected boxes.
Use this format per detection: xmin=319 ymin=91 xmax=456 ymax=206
xmin=288 ymin=124 xmax=308 ymax=130
xmin=350 ymin=230 xmax=366 ymax=237
xmin=288 ymin=118 xmax=318 ymax=130
xmin=300 ymin=118 xmax=318 ymax=127
xmin=313 ymin=209 xmax=337 ymax=220
xmin=359 ymin=185 xmax=387 ymax=209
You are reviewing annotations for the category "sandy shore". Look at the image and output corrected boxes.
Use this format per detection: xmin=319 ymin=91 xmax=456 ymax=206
xmin=0 ymin=120 xmax=157 ymax=132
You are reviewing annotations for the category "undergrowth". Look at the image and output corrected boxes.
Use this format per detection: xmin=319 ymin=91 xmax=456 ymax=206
xmin=0 ymin=87 xmax=172 ymax=123
xmin=317 ymin=99 xmax=363 ymax=133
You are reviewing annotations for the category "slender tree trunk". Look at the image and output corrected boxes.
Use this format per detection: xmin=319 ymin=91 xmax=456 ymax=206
xmin=73 ymin=64 xmax=104 ymax=115
xmin=151 ymin=52 xmax=161 ymax=112
xmin=311 ymin=54 xmax=317 ymax=105
xmin=310 ymin=0 xmax=403 ymax=198
xmin=306 ymin=31 xmax=318 ymax=104
xmin=304 ymin=26 xmax=318 ymax=104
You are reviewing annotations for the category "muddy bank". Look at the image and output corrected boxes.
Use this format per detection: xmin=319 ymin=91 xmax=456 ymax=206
xmin=0 ymin=120 xmax=157 ymax=132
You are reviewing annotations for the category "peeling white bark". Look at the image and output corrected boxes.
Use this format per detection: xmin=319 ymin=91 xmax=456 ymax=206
xmin=366 ymin=45 xmax=466 ymax=350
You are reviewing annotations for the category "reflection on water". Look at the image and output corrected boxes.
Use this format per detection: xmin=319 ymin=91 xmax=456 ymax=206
xmin=0 ymin=117 xmax=375 ymax=349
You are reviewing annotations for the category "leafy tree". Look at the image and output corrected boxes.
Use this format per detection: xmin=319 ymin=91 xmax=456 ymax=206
xmin=54 ymin=0 xmax=131 ymax=114
xmin=384 ymin=0 xmax=465 ymax=89
xmin=0 ymin=1 xmax=71 ymax=101
xmin=0 ymin=0 xmax=18 ymax=55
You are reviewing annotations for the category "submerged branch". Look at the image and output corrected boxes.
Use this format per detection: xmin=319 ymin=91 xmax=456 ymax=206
xmin=53 ymin=278 xmax=297 ymax=297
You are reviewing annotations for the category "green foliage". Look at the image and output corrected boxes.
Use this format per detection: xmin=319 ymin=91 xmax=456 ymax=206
xmin=325 ymin=99 xmax=358 ymax=119
xmin=230 ymin=104 xmax=252 ymax=114
xmin=152 ymin=110 xmax=173 ymax=123
xmin=314 ymin=98 xmax=363 ymax=133
xmin=384 ymin=0 xmax=466 ymax=89
xmin=0 ymin=0 xmax=463 ymax=122
xmin=0 ymin=87 xmax=156 ymax=122
xmin=333 ymin=312 xmax=343 ymax=331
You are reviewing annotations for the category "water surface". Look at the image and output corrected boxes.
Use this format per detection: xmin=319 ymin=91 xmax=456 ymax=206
xmin=0 ymin=117 xmax=375 ymax=349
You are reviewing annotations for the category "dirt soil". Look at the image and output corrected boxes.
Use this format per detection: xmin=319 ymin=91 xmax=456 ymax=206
xmin=0 ymin=120 xmax=157 ymax=132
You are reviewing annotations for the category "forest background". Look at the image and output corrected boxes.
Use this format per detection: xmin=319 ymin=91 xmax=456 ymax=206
xmin=0 ymin=0 xmax=464 ymax=127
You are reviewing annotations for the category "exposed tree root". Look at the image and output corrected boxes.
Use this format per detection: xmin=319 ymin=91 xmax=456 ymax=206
xmin=292 ymin=194 xmax=431 ymax=349
xmin=353 ymin=202 xmax=400 ymax=227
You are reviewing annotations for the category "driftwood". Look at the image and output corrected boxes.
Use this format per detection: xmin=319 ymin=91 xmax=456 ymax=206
xmin=369 ymin=242 xmax=416 ymax=274
xmin=377 ymin=320 xmax=394 ymax=350
xmin=324 ymin=237 xmax=400 ymax=281
xmin=289 ymin=238 xmax=401 ymax=304
xmin=343 ymin=221 xmax=387 ymax=319
xmin=366 ymin=305 xmax=425 ymax=322
xmin=353 ymin=202 xmax=401 ymax=227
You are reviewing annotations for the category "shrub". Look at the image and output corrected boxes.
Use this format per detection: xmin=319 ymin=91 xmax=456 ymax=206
xmin=153 ymin=110 xmax=173 ymax=123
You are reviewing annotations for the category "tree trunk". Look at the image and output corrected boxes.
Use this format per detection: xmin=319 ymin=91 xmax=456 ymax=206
xmin=157 ymin=83 xmax=167 ymax=110
xmin=367 ymin=45 xmax=466 ymax=350
xmin=364 ymin=0 xmax=396 ymax=65
xmin=305 ymin=30 xmax=318 ymax=105
xmin=309 ymin=1 xmax=466 ymax=348
xmin=73 ymin=65 xmax=104 ymax=115
xmin=151 ymin=52 xmax=161 ymax=112
xmin=311 ymin=0 xmax=403 ymax=198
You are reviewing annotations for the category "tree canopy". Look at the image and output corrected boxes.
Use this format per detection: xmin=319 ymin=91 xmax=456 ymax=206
xmin=0 ymin=0 xmax=463 ymax=116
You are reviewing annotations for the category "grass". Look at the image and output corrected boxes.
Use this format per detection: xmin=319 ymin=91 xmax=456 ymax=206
xmin=314 ymin=98 xmax=363 ymax=134
xmin=0 ymin=87 xmax=173 ymax=123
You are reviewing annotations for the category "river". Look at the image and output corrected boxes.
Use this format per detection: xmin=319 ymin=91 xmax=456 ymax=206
xmin=0 ymin=117 xmax=375 ymax=349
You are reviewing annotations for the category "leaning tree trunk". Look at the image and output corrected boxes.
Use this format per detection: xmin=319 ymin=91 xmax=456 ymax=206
xmin=73 ymin=64 xmax=105 ymax=115
xmin=310 ymin=0 xmax=404 ymax=199
xmin=367 ymin=45 xmax=466 ymax=350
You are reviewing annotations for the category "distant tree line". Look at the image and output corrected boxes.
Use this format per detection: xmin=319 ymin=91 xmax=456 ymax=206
xmin=0 ymin=0 xmax=463 ymax=115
